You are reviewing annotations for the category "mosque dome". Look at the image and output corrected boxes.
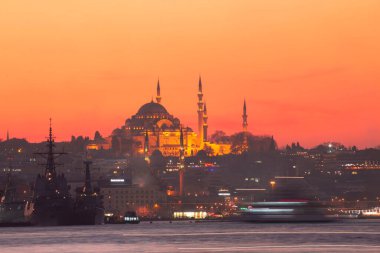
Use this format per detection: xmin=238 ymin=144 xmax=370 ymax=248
xmin=137 ymin=101 xmax=168 ymax=115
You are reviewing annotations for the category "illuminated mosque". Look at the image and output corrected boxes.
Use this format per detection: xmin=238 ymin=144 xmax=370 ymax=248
xmin=88 ymin=77 xmax=249 ymax=157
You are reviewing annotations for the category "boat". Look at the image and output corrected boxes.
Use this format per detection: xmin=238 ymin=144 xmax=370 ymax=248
xmin=104 ymin=211 xmax=140 ymax=224
xmin=357 ymin=209 xmax=380 ymax=219
xmin=72 ymin=160 xmax=104 ymax=225
xmin=237 ymin=200 xmax=333 ymax=222
xmin=24 ymin=121 xmax=74 ymax=226
xmin=124 ymin=211 xmax=140 ymax=224
xmin=0 ymin=173 xmax=30 ymax=226
xmin=235 ymin=176 xmax=334 ymax=222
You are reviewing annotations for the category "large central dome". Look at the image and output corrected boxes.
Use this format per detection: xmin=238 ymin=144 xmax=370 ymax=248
xmin=137 ymin=101 xmax=168 ymax=115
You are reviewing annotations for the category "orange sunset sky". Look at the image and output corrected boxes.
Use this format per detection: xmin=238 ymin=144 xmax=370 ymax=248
xmin=0 ymin=0 xmax=379 ymax=148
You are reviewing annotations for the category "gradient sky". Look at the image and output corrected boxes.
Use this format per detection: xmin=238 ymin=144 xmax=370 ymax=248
xmin=1 ymin=0 xmax=379 ymax=148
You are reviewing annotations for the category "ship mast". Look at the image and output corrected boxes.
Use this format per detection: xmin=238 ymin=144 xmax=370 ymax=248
xmin=46 ymin=118 xmax=56 ymax=180
xmin=34 ymin=118 xmax=66 ymax=181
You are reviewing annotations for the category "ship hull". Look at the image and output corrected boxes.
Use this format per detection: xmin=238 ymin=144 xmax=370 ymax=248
xmin=0 ymin=202 xmax=30 ymax=226
xmin=72 ymin=207 xmax=104 ymax=225
xmin=25 ymin=198 xmax=74 ymax=226
xmin=237 ymin=213 xmax=334 ymax=222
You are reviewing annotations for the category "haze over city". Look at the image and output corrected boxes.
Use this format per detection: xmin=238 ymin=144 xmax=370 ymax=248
xmin=1 ymin=0 xmax=380 ymax=148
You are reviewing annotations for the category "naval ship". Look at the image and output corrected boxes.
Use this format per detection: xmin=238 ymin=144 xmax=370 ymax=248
xmin=24 ymin=121 xmax=74 ymax=226
xmin=0 ymin=173 xmax=30 ymax=226
xmin=72 ymin=160 xmax=104 ymax=225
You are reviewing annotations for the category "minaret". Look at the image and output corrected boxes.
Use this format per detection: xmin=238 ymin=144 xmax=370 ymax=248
xmin=270 ymin=135 xmax=276 ymax=152
xmin=243 ymin=99 xmax=248 ymax=132
xmin=179 ymin=128 xmax=185 ymax=196
xmin=144 ymin=130 xmax=150 ymax=162
xmin=203 ymin=103 xmax=208 ymax=142
xmin=242 ymin=100 xmax=249 ymax=153
xmin=156 ymin=79 xmax=161 ymax=104
xmin=197 ymin=76 xmax=204 ymax=144
xmin=6 ymin=130 xmax=9 ymax=141
xmin=83 ymin=159 xmax=93 ymax=195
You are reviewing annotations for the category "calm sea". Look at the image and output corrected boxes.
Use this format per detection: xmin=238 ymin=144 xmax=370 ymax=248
xmin=0 ymin=220 xmax=379 ymax=252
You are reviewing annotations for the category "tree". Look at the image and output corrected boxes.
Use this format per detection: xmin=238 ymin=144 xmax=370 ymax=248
xmin=210 ymin=131 xmax=230 ymax=143
xmin=111 ymin=136 xmax=121 ymax=154
xmin=203 ymin=144 xmax=214 ymax=156
xmin=150 ymin=150 xmax=166 ymax=176
xmin=230 ymin=132 xmax=253 ymax=154
xmin=121 ymin=138 xmax=135 ymax=155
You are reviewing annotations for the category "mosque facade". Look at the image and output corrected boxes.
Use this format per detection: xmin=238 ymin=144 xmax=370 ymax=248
xmin=88 ymin=77 xmax=235 ymax=157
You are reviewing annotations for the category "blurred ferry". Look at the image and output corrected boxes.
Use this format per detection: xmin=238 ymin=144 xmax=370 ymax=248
xmin=235 ymin=176 xmax=333 ymax=222
xmin=237 ymin=200 xmax=332 ymax=222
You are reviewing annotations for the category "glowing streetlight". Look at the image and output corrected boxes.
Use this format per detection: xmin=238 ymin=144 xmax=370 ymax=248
xmin=270 ymin=180 xmax=276 ymax=189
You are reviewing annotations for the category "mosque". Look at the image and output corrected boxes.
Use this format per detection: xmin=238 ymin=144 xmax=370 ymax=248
xmin=87 ymin=77 xmax=248 ymax=157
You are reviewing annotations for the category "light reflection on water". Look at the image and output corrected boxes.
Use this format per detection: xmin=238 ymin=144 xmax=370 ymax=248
xmin=0 ymin=220 xmax=380 ymax=252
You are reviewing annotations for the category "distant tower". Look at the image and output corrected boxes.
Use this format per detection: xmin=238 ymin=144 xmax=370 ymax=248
xmin=156 ymin=79 xmax=161 ymax=104
xmin=144 ymin=130 xmax=150 ymax=163
xmin=179 ymin=128 xmax=185 ymax=196
xmin=197 ymin=76 xmax=204 ymax=144
xmin=83 ymin=159 xmax=93 ymax=195
xmin=242 ymin=100 xmax=249 ymax=153
xmin=270 ymin=135 xmax=276 ymax=152
xmin=203 ymin=103 xmax=208 ymax=142
xmin=6 ymin=130 xmax=9 ymax=141
xmin=243 ymin=99 xmax=248 ymax=132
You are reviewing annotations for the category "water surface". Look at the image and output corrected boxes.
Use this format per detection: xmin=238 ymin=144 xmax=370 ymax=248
xmin=0 ymin=220 xmax=379 ymax=252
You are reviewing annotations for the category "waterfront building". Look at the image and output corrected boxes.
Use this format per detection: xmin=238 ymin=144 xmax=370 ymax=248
xmin=100 ymin=179 xmax=166 ymax=217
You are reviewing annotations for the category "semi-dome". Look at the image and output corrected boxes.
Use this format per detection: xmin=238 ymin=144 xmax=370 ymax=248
xmin=137 ymin=101 xmax=168 ymax=115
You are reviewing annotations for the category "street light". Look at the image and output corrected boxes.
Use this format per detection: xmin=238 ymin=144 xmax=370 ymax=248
xmin=270 ymin=181 xmax=276 ymax=190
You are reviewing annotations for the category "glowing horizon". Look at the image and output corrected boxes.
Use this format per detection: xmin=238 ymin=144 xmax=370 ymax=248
xmin=1 ymin=0 xmax=379 ymax=148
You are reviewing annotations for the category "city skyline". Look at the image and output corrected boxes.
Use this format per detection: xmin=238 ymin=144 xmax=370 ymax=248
xmin=1 ymin=1 xmax=380 ymax=148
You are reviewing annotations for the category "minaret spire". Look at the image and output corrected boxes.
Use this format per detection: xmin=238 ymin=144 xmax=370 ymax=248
xmin=6 ymin=130 xmax=9 ymax=141
xmin=144 ymin=130 xmax=150 ymax=163
xmin=243 ymin=99 xmax=248 ymax=132
xmin=242 ymin=100 xmax=249 ymax=153
xmin=203 ymin=103 xmax=208 ymax=142
xmin=179 ymin=127 xmax=185 ymax=196
xmin=83 ymin=158 xmax=93 ymax=195
xmin=156 ymin=78 xmax=161 ymax=104
xmin=197 ymin=76 xmax=204 ymax=145
xmin=198 ymin=76 xmax=202 ymax=93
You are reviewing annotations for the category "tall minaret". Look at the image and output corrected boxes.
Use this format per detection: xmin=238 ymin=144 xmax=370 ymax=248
xmin=243 ymin=99 xmax=248 ymax=132
xmin=197 ymin=76 xmax=204 ymax=144
xmin=6 ymin=130 xmax=9 ymax=141
xmin=144 ymin=130 xmax=150 ymax=162
xmin=179 ymin=128 xmax=185 ymax=196
xmin=242 ymin=100 xmax=249 ymax=153
xmin=83 ymin=159 xmax=93 ymax=195
xmin=203 ymin=103 xmax=208 ymax=142
xmin=156 ymin=79 xmax=161 ymax=104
